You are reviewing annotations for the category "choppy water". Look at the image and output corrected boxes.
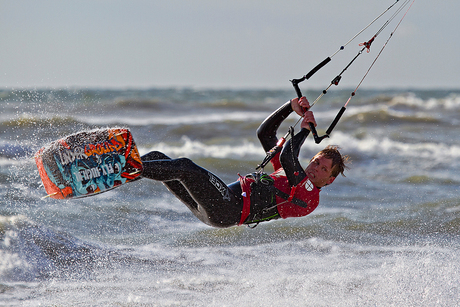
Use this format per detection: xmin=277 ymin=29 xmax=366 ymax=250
xmin=1 ymin=87 xmax=460 ymax=306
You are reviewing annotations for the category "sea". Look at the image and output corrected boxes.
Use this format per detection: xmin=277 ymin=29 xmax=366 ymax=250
xmin=1 ymin=87 xmax=460 ymax=306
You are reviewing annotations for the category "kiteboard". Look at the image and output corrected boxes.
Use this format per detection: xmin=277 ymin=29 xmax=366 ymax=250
xmin=35 ymin=128 xmax=143 ymax=199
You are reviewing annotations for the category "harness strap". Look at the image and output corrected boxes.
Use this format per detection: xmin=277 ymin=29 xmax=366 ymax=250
xmin=238 ymin=173 xmax=312 ymax=225
xmin=273 ymin=188 xmax=310 ymax=208
xmin=238 ymin=174 xmax=252 ymax=226
xmin=287 ymin=185 xmax=297 ymax=202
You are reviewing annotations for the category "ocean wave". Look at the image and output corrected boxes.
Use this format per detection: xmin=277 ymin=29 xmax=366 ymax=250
xmin=325 ymin=92 xmax=460 ymax=127
xmin=0 ymin=215 xmax=95 ymax=281
xmin=320 ymin=131 xmax=460 ymax=163
xmin=0 ymin=214 xmax=185 ymax=282
xmin=0 ymin=142 xmax=35 ymax=159
xmin=139 ymin=136 xmax=264 ymax=160
xmin=76 ymin=111 xmax=268 ymax=126
xmin=401 ymin=175 xmax=458 ymax=185
xmin=135 ymin=129 xmax=460 ymax=166
xmin=111 ymin=96 xmax=263 ymax=111
xmin=389 ymin=92 xmax=460 ymax=111
xmin=342 ymin=103 xmax=439 ymax=126
xmin=113 ymin=98 xmax=167 ymax=109
xmin=0 ymin=113 xmax=78 ymax=129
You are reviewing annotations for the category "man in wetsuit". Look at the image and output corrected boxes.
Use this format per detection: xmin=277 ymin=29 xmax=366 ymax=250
xmin=141 ymin=97 xmax=349 ymax=228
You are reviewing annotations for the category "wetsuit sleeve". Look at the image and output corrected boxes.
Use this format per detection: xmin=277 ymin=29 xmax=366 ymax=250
xmin=256 ymin=101 xmax=293 ymax=153
xmin=280 ymin=128 xmax=310 ymax=187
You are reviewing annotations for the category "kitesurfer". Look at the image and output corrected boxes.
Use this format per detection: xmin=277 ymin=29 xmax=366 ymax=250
xmin=141 ymin=97 xmax=349 ymax=228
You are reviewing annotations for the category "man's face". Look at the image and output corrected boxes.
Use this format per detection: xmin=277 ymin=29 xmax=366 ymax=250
xmin=305 ymin=154 xmax=336 ymax=188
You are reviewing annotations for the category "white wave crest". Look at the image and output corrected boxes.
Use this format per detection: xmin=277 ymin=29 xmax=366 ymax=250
xmin=139 ymin=136 xmax=264 ymax=159
xmin=77 ymin=111 xmax=268 ymax=126
xmin=391 ymin=92 xmax=460 ymax=110
xmin=325 ymin=131 xmax=460 ymax=162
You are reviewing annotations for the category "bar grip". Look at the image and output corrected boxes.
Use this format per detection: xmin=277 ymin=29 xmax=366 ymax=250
xmin=308 ymin=122 xmax=320 ymax=140
xmin=305 ymin=57 xmax=331 ymax=80
xmin=326 ymin=106 xmax=346 ymax=135
xmin=290 ymin=57 xmax=332 ymax=92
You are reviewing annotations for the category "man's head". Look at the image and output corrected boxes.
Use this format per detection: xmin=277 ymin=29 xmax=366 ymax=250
xmin=305 ymin=145 xmax=349 ymax=188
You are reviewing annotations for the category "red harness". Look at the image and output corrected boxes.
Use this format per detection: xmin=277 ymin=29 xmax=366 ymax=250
xmin=238 ymin=170 xmax=320 ymax=225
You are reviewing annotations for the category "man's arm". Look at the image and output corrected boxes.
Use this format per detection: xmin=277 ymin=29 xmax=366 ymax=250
xmin=280 ymin=128 xmax=310 ymax=187
xmin=280 ymin=109 xmax=317 ymax=187
xmin=256 ymin=101 xmax=293 ymax=153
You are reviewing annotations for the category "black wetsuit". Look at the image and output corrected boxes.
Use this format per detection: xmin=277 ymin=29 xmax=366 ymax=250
xmin=141 ymin=101 xmax=309 ymax=228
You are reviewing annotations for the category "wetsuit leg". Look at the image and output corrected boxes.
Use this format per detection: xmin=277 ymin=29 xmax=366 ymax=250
xmin=142 ymin=155 xmax=243 ymax=228
xmin=141 ymin=151 xmax=199 ymax=211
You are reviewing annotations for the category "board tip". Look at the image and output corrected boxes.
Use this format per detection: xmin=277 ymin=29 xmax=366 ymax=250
xmin=41 ymin=192 xmax=59 ymax=200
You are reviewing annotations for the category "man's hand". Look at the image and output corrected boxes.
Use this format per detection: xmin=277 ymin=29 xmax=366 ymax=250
xmin=291 ymin=96 xmax=316 ymax=130
xmin=301 ymin=111 xmax=317 ymax=130
xmin=290 ymin=96 xmax=310 ymax=117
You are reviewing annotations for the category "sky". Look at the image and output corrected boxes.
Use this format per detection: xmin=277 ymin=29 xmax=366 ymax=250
xmin=1 ymin=0 xmax=458 ymax=90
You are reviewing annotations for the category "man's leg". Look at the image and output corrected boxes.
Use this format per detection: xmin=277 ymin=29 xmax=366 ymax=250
xmin=141 ymin=152 xmax=242 ymax=227
xmin=141 ymin=151 xmax=199 ymax=210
